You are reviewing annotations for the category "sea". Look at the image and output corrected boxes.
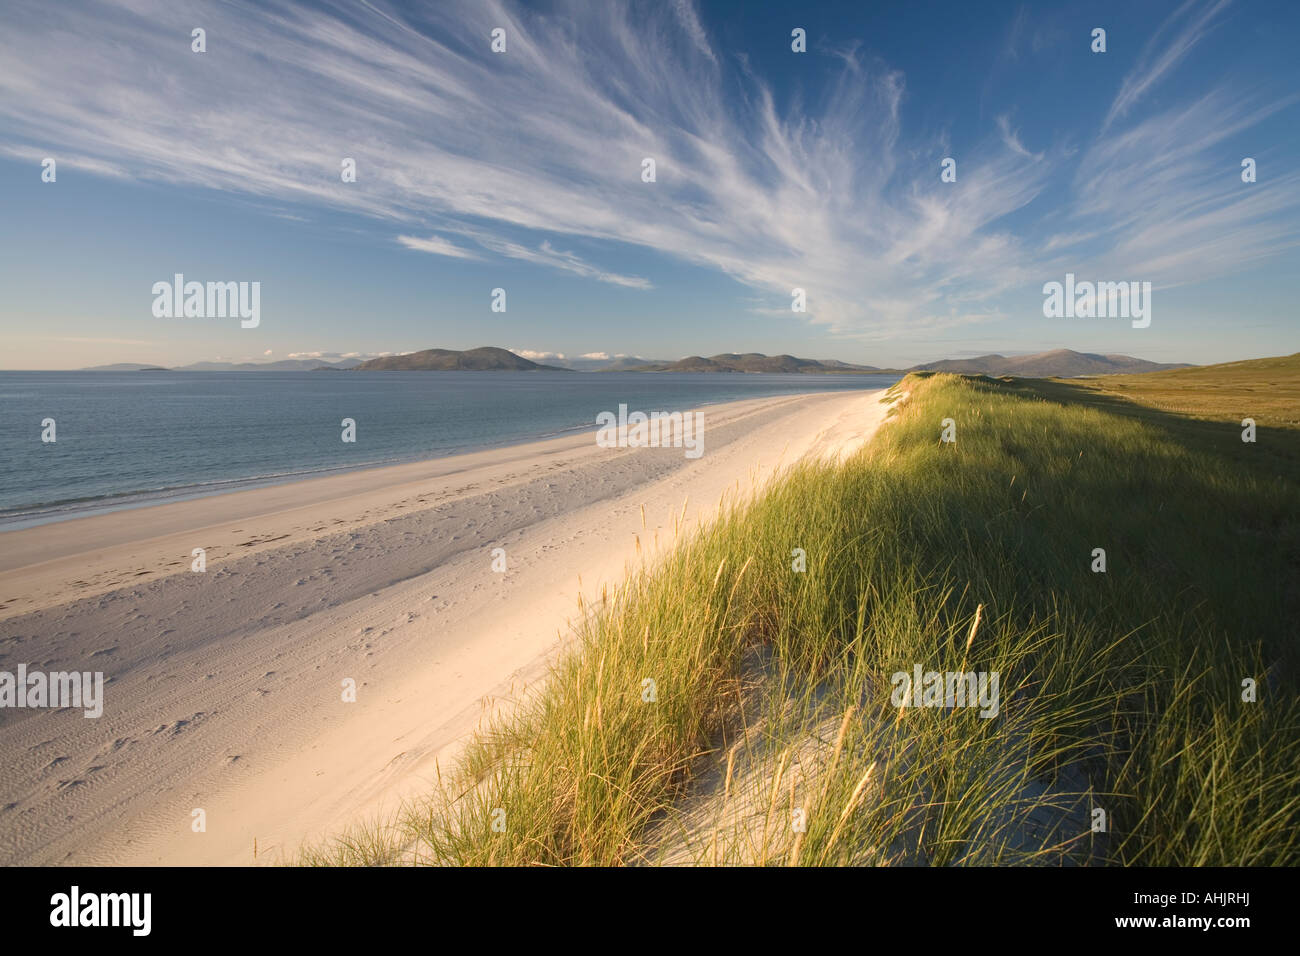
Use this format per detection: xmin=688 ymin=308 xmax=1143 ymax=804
xmin=0 ymin=370 xmax=899 ymax=528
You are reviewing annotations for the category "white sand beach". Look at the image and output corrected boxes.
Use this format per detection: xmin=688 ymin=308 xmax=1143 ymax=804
xmin=0 ymin=388 xmax=890 ymax=865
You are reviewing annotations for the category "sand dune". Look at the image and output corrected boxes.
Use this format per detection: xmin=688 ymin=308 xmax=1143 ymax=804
xmin=0 ymin=388 xmax=890 ymax=865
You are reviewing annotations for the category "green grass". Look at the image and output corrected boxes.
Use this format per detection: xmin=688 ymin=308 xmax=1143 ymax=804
xmin=302 ymin=360 xmax=1300 ymax=866
xmin=1084 ymin=351 xmax=1300 ymax=426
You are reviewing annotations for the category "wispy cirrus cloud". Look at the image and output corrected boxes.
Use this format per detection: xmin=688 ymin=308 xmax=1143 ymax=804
xmin=995 ymin=115 xmax=1042 ymax=161
xmin=0 ymin=0 xmax=1295 ymax=340
xmin=1103 ymin=0 xmax=1233 ymax=131
xmin=1065 ymin=83 xmax=1300 ymax=285
xmin=396 ymin=234 xmax=481 ymax=260
xmin=399 ymin=229 xmax=651 ymax=287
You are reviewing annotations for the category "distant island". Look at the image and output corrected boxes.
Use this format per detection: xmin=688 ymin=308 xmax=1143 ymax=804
xmin=628 ymin=353 xmax=883 ymax=374
xmin=82 ymin=359 xmax=361 ymax=371
xmin=352 ymin=347 xmax=568 ymax=371
xmin=80 ymin=363 xmax=176 ymax=371
xmin=354 ymin=349 xmax=882 ymax=373
xmin=909 ymin=349 xmax=1190 ymax=377
xmin=81 ymin=348 xmax=1194 ymax=378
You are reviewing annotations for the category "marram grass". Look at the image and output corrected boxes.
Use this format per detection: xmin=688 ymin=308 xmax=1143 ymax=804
xmin=301 ymin=369 xmax=1299 ymax=866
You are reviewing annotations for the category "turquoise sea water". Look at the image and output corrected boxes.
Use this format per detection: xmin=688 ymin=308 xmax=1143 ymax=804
xmin=0 ymin=370 xmax=898 ymax=526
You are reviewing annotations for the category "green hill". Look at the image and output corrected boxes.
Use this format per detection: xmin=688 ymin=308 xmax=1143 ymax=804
xmin=353 ymin=347 xmax=569 ymax=371
xmin=638 ymin=352 xmax=882 ymax=373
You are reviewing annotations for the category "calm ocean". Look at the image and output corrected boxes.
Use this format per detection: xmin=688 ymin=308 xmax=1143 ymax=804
xmin=0 ymin=370 xmax=898 ymax=527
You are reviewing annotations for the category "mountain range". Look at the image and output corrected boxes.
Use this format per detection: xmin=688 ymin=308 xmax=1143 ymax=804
xmin=628 ymin=353 xmax=881 ymax=373
xmin=908 ymin=350 xmax=1191 ymax=377
xmin=352 ymin=347 xmax=565 ymax=371
xmin=84 ymin=358 xmax=362 ymax=371
xmin=82 ymin=348 xmax=1192 ymax=378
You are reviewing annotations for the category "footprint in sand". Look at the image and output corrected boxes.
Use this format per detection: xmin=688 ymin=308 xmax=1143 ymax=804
xmin=147 ymin=713 xmax=207 ymax=737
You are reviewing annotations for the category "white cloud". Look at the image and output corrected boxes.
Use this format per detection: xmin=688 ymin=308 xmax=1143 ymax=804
xmin=1103 ymin=0 xmax=1232 ymax=131
xmin=1067 ymin=88 xmax=1300 ymax=285
xmin=995 ymin=115 xmax=1042 ymax=161
xmin=669 ymin=0 xmax=717 ymax=66
xmin=439 ymin=229 xmax=651 ymax=288
xmin=0 ymin=143 xmax=132 ymax=179
xmin=0 ymin=0 xmax=1293 ymax=337
xmin=396 ymin=234 xmax=480 ymax=260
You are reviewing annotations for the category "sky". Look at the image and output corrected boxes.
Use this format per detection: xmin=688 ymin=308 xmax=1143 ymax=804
xmin=0 ymin=0 xmax=1297 ymax=370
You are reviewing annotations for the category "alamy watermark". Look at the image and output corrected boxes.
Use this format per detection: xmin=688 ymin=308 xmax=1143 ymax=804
xmin=0 ymin=665 xmax=103 ymax=718
xmin=151 ymin=274 xmax=260 ymax=328
xmin=1042 ymin=273 xmax=1151 ymax=328
xmin=596 ymin=404 xmax=704 ymax=459
xmin=890 ymin=665 xmax=1000 ymax=718
xmin=50 ymin=886 xmax=150 ymax=936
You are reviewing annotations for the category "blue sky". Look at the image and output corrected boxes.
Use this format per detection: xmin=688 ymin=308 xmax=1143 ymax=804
xmin=0 ymin=0 xmax=1297 ymax=370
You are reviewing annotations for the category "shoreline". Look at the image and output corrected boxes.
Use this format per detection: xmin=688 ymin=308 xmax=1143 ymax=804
xmin=0 ymin=388 xmax=892 ymax=865
xmin=0 ymin=372 xmax=901 ymax=531
xmin=0 ymin=419 xmax=604 ymax=532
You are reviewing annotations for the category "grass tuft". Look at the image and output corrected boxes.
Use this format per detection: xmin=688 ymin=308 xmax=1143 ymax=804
xmin=304 ymin=364 xmax=1300 ymax=866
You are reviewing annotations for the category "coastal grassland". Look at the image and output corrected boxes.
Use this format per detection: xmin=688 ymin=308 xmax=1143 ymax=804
xmin=1079 ymin=352 xmax=1300 ymax=428
xmin=303 ymin=358 xmax=1299 ymax=866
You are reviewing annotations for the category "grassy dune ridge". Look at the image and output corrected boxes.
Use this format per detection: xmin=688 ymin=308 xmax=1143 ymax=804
xmin=305 ymin=362 xmax=1300 ymax=866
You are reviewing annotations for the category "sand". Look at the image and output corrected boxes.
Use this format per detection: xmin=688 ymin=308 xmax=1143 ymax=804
xmin=0 ymin=388 xmax=892 ymax=865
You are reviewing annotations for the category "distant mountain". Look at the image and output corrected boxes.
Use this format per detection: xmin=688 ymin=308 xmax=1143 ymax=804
xmin=82 ymin=363 xmax=165 ymax=371
xmin=352 ymin=347 xmax=569 ymax=371
xmin=82 ymin=348 xmax=1191 ymax=378
xmin=907 ymin=349 xmax=1191 ymax=378
xmin=600 ymin=356 xmax=658 ymax=370
xmin=1092 ymin=351 xmax=1298 ymax=385
xmin=177 ymin=358 xmax=363 ymax=371
xmin=553 ymin=356 xmax=659 ymax=371
xmin=82 ymin=359 xmax=365 ymax=371
xmin=633 ymin=353 xmax=883 ymax=374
